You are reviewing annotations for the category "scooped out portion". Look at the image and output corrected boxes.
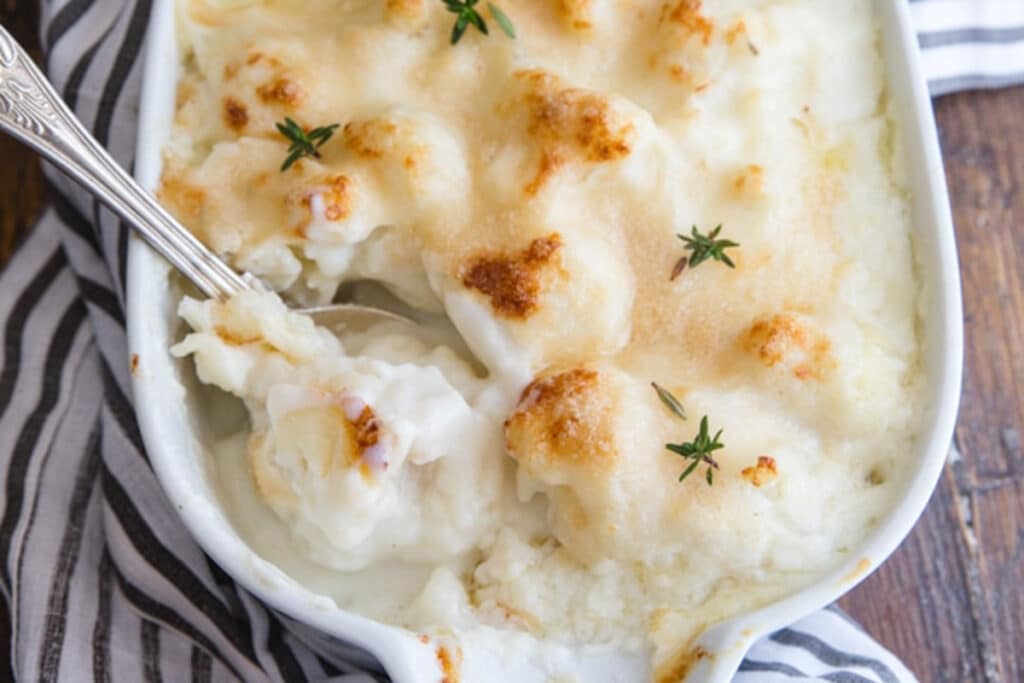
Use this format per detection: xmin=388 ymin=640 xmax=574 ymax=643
xmin=173 ymin=290 xmax=504 ymax=572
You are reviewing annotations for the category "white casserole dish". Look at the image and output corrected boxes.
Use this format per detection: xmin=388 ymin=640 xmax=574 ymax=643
xmin=126 ymin=1 xmax=963 ymax=680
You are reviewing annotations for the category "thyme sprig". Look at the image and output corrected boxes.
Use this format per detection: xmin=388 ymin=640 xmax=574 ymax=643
xmin=666 ymin=415 xmax=724 ymax=486
xmin=652 ymin=382 xmax=687 ymax=421
xmin=443 ymin=0 xmax=515 ymax=45
xmin=276 ymin=117 xmax=339 ymax=171
xmin=671 ymin=224 xmax=739 ymax=278
xmin=652 ymin=383 xmax=723 ymax=485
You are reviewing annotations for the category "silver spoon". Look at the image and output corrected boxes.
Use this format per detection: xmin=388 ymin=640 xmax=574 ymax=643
xmin=0 ymin=25 xmax=405 ymax=334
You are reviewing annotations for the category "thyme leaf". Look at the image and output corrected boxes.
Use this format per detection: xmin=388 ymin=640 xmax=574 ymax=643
xmin=676 ymin=224 xmax=739 ymax=271
xmin=666 ymin=415 xmax=724 ymax=485
xmin=276 ymin=117 xmax=339 ymax=171
xmin=443 ymin=0 xmax=515 ymax=44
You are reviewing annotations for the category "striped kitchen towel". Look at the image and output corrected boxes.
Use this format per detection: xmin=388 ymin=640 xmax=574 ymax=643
xmin=912 ymin=0 xmax=1024 ymax=95
xmin=0 ymin=1 xmax=1017 ymax=682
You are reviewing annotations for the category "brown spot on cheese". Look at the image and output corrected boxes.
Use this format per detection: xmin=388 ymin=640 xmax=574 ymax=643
xmin=668 ymin=64 xmax=689 ymax=83
xmin=326 ymin=398 xmax=384 ymax=462
xmin=743 ymin=313 xmax=833 ymax=380
xmin=246 ymin=52 xmax=283 ymax=68
xmin=435 ymin=644 xmax=462 ymax=683
xmin=321 ymin=175 xmax=354 ymax=221
xmin=385 ymin=0 xmax=425 ymax=22
xmin=724 ymin=19 xmax=747 ymax=45
xmin=256 ymin=77 xmax=302 ymax=106
xmin=558 ymin=0 xmax=593 ymax=30
xmin=524 ymin=149 xmax=564 ymax=197
xmin=343 ymin=118 xmax=399 ymax=159
xmin=741 ymin=455 xmax=777 ymax=487
xmin=733 ymin=163 xmax=764 ymax=197
xmin=352 ymin=404 xmax=382 ymax=453
xmin=129 ymin=354 xmax=140 ymax=376
xmin=158 ymin=176 xmax=206 ymax=220
xmin=514 ymin=70 xmax=634 ymax=195
xmin=660 ymin=0 xmax=714 ymax=45
xmin=461 ymin=234 xmax=563 ymax=318
xmin=223 ymin=61 xmax=240 ymax=80
xmin=223 ymin=96 xmax=249 ymax=131
xmin=518 ymin=369 xmax=600 ymax=411
xmin=504 ymin=368 xmax=618 ymax=476
xmin=287 ymin=174 xmax=354 ymax=236
xmin=654 ymin=642 xmax=712 ymax=683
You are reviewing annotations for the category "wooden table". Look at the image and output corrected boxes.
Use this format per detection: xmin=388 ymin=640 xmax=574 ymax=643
xmin=1 ymin=4 xmax=1021 ymax=682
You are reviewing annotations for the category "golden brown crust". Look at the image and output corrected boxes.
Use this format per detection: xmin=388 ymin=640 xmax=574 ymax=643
xmin=158 ymin=175 xmax=207 ymax=221
xmin=504 ymin=368 xmax=617 ymax=476
xmin=558 ymin=0 xmax=594 ymax=31
xmin=741 ymin=455 xmax=778 ymax=487
xmin=256 ymin=77 xmax=302 ymax=106
xmin=660 ymin=0 xmax=714 ymax=46
xmin=245 ymin=51 xmax=283 ymax=68
xmin=352 ymin=404 xmax=382 ymax=453
xmin=743 ymin=313 xmax=833 ymax=380
xmin=285 ymin=174 xmax=354 ymax=237
xmin=223 ymin=96 xmax=249 ymax=131
xmin=724 ymin=19 xmax=747 ymax=45
xmin=460 ymin=234 xmax=563 ymax=319
xmin=514 ymin=70 xmax=634 ymax=195
xmin=343 ymin=118 xmax=400 ymax=159
xmin=384 ymin=0 xmax=426 ymax=23
xmin=320 ymin=174 xmax=354 ymax=221
xmin=524 ymin=149 xmax=565 ymax=197
xmin=732 ymin=164 xmax=765 ymax=198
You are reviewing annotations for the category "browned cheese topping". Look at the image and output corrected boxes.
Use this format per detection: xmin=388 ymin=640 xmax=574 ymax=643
xmin=223 ymin=96 xmax=249 ymax=131
xmin=461 ymin=234 xmax=564 ymax=318
xmin=515 ymin=70 xmax=635 ymax=195
xmin=741 ymin=455 xmax=778 ymax=487
xmin=504 ymin=367 xmax=616 ymax=476
xmin=743 ymin=313 xmax=834 ymax=380
xmin=351 ymin=404 xmax=382 ymax=454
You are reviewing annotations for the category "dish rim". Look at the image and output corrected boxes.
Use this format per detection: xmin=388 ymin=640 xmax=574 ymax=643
xmin=126 ymin=1 xmax=963 ymax=680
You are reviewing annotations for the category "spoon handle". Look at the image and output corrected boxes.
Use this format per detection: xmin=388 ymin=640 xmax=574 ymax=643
xmin=0 ymin=23 xmax=249 ymax=301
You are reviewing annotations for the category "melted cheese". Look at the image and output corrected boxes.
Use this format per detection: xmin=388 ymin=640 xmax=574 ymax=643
xmin=166 ymin=0 xmax=924 ymax=673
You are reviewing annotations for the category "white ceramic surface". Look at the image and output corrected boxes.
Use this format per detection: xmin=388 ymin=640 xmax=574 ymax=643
xmin=126 ymin=1 xmax=963 ymax=680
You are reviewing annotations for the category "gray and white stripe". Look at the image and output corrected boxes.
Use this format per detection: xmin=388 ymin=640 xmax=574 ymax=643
xmin=1 ymin=1 xmax=1015 ymax=681
xmin=913 ymin=0 xmax=1024 ymax=95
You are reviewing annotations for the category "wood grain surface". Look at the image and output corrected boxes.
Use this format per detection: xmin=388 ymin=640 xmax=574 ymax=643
xmin=1 ymin=3 xmax=1021 ymax=681
xmin=0 ymin=1 xmax=43 ymax=265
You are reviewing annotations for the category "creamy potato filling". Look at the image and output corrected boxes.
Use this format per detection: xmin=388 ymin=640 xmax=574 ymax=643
xmin=166 ymin=0 xmax=924 ymax=675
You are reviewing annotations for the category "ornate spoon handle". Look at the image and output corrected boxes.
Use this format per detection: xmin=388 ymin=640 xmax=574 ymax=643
xmin=0 ymin=23 xmax=249 ymax=301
